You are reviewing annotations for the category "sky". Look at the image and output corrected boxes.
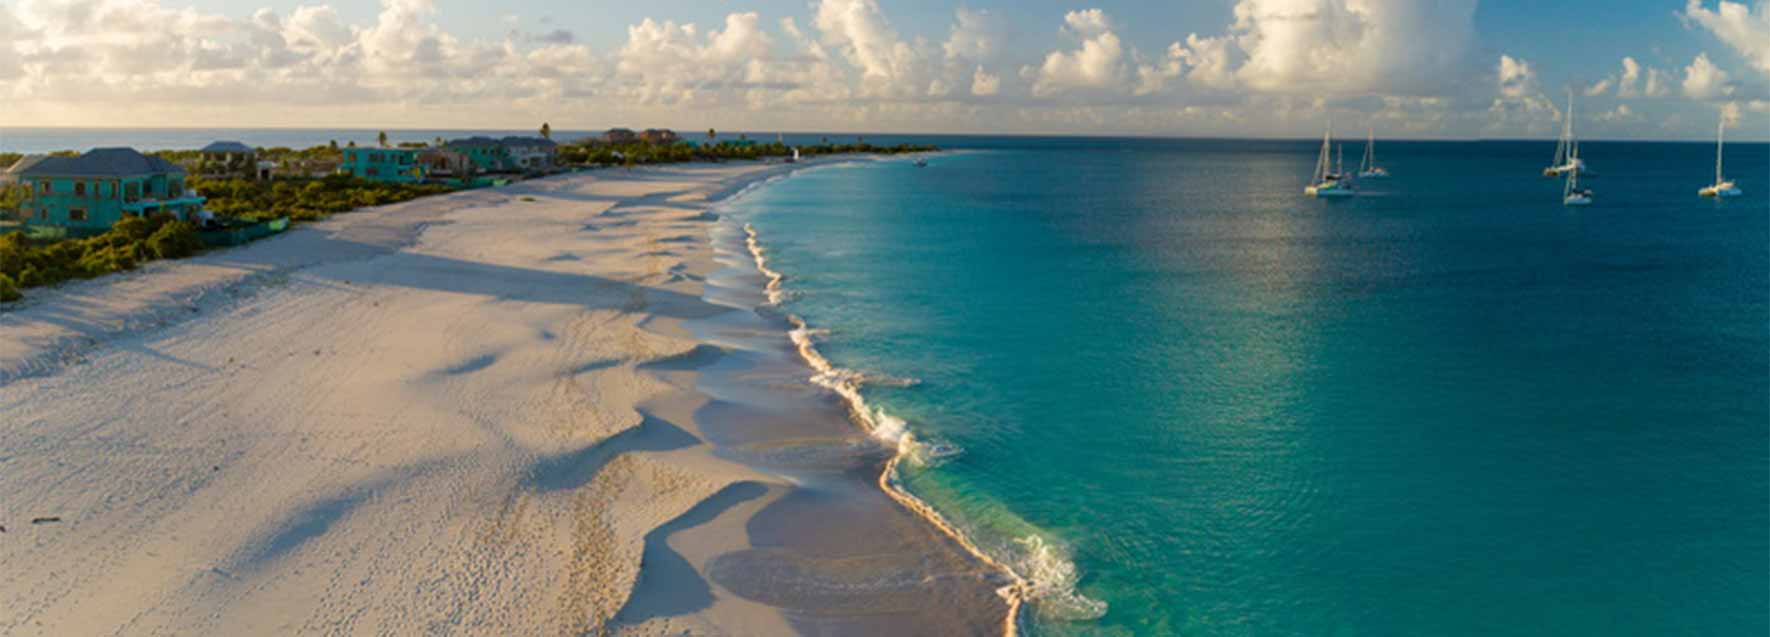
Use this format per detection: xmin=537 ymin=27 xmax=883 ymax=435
xmin=1 ymin=0 xmax=1767 ymax=140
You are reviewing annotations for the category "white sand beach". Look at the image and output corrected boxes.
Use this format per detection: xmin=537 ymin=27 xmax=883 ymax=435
xmin=0 ymin=161 xmax=1008 ymax=636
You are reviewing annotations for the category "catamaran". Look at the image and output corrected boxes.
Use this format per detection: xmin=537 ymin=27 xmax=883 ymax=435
xmin=1306 ymin=124 xmax=1355 ymax=197
xmin=1358 ymin=126 xmax=1389 ymax=178
xmin=1563 ymin=146 xmax=1593 ymax=206
xmin=1544 ymin=90 xmax=1587 ymax=177
xmin=1698 ymin=117 xmax=1742 ymax=198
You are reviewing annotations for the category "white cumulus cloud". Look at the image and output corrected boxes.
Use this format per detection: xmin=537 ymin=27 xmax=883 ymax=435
xmin=1028 ymin=9 xmax=1127 ymax=97
xmin=1683 ymin=0 xmax=1770 ymax=75
xmin=1682 ymin=52 xmax=1735 ymax=98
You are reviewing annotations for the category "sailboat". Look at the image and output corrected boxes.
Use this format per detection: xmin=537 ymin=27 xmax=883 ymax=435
xmin=1543 ymin=90 xmax=1587 ymax=177
xmin=1563 ymin=145 xmax=1593 ymax=206
xmin=786 ymin=147 xmax=800 ymax=163
xmin=1358 ymin=126 xmax=1389 ymax=178
xmin=1698 ymin=117 xmax=1742 ymax=198
xmin=1306 ymin=123 xmax=1355 ymax=197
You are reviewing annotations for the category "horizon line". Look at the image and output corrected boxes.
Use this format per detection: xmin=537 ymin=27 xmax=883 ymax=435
xmin=1 ymin=126 xmax=1766 ymax=148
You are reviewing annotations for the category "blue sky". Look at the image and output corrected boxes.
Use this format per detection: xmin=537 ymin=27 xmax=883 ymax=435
xmin=3 ymin=0 xmax=1767 ymax=139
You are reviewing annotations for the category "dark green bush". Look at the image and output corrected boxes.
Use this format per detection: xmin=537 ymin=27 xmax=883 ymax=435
xmin=0 ymin=273 xmax=19 ymax=302
xmin=146 ymin=220 xmax=203 ymax=260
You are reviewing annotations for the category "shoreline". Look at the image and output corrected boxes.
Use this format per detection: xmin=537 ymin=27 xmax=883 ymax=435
xmin=0 ymin=157 xmax=1009 ymax=635
xmin=743 ymin=221 xmax=1031 ymax=634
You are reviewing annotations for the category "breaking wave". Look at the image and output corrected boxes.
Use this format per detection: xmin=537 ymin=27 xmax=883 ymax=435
xmin=741 ymin=222 xmax=1107 ymax=631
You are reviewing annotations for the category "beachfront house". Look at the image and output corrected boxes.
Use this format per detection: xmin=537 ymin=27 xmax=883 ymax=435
xmin=445 ymin=137 xmax=519 ymax=174
xmin=419 ymin=147 xmax=475 ymax=179
xmin=501 ymin=137 xmax=558 ymax=173
xmin=602 ymin=128 xmax=639 ymax=144
xmin=340 ymin=147 xmax=427 ymax=183
xmin=198 ymin=141 xmax=258 ymax=178
xmin=4 ymin=148 xmax=206 ymax=231
xmin=640 ymin=129 xmax=680 ymax=145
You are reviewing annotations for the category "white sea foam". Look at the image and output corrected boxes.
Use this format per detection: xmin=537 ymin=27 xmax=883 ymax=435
xmin=742 ymin=220 xmax=1107 ymax=630
xmin=1011 ymin=535 xmax=1110 ymax=621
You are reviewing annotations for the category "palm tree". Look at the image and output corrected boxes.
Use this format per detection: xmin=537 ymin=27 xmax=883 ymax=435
xmin=708 ymin=128 xmax=717 ymax=143
xmin=541 ymin=123 xmax=552 ymax=140
xmin=377 ymin=131 xmax=388 ymax=148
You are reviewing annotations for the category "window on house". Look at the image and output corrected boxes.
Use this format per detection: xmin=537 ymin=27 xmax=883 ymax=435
xmin=69 ymin=209 xmax=87 ymax=222
xmin=74 ymin=182 xmax=86 ymax=197
xmin=367 ymin=167 xmax=379 ymax=177
xmin=37 ymin=180 xmax=50 ymax=195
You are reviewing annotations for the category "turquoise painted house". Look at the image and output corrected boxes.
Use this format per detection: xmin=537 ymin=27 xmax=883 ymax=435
xmin=444 ymin=138 xmax=519 ymax=173
xmin=5 ymin=148 xmax=205 ymax=232
xmin=340 ymin=147 xmax=427 ymax=183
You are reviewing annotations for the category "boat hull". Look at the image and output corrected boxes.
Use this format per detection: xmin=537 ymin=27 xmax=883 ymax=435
xmin=1699 ymin=183 xmax=1742 ymax=198
xmin=1564 ymin=195 xmax=1593 ymax=206
xmin=1306 ymin=185 xmax=1356 ymax=198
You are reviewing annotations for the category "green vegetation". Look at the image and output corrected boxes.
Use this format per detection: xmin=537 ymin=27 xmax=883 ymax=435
xmin=189 ymin=174 xmax=451 ymax=222
xmin=556 ymin=140 xmax=937 ymax=167
xmin=0 ymin=213 xmax=204 ymax=300
xmin=0 ymin=137 xmax=934 ymax=303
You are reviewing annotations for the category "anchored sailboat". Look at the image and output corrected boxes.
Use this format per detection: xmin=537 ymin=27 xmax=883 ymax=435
xmin=1563 ymin=145 xmax=1593 ymax=206
xmin=1544 ymin=90 xmax=1587 ymax=177
xmin=1698 ymin=117 xmax=1742 ymax=198
xmin=1306 ymin=123 xmax=1355 ymax=198
xmin=1358 ymin=126 xmax=1389 ymax=178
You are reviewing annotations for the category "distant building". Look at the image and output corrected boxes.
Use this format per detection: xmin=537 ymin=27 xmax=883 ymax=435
xmin=276 ymin=158 xmax=340 ymax=179
xmin=639 ymin=129 xmax=680 ymax=145
xmin=198 ymin=141 xmax=258 ymax=178
xmin=444 ymin=137 xmax=519 ymax=174
xmin=501 ymin=136 xmax=558 ymax=173
xmin=418 ymin=147 xmax=474 ymax=179
xmin=4 ymin=148 xmax=206 ymax=231
xmin=602 ymin=128 xmax=638 ymax=144
xmin=340 ymin=147 xmax=427 ymax=183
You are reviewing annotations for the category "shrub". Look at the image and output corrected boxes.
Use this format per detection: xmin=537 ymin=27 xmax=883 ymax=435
xmin=146 ymin=220 xmax=203 ymax=260
xmin=112 ymin=215 xmax=154 ymax=241
xmin=0 ymin=273 xmax=19 ymax=302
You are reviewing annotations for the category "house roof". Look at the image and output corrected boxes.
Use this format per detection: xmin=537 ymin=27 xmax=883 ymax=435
xmin=3 ymin=155 xmax=50 ymax=179
xmin=445 ymin=136 xmax=506 ymax=148
xmin=200 ymin=141 xmax=255 ymax=153
xmin=7 ymin=148 xmax=186 ymax=178
xmin=501 ymin=136 xmax=557 ymax=148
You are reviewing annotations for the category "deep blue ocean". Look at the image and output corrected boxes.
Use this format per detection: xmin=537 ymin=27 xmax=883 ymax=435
xmin=722 ymin=138 xmax=1769 ymax=636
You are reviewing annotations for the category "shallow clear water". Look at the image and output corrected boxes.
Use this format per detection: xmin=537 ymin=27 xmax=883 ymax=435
xmin=724 ymin=138 xmax=1770 ymax=636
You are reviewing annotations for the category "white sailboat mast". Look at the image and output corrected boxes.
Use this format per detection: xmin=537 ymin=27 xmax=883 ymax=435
xmin=1362 ymin=126 xmax=1375 ymax=173
xmin=1716 ymin=118 xmax=1725 ymax=184
xmin=1314 ymin=124 xmax=1332 ymax=183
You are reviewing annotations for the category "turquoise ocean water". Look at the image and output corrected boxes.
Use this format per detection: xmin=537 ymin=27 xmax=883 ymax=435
xmin=722 ymin=139 xmax=1769 ymax=636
